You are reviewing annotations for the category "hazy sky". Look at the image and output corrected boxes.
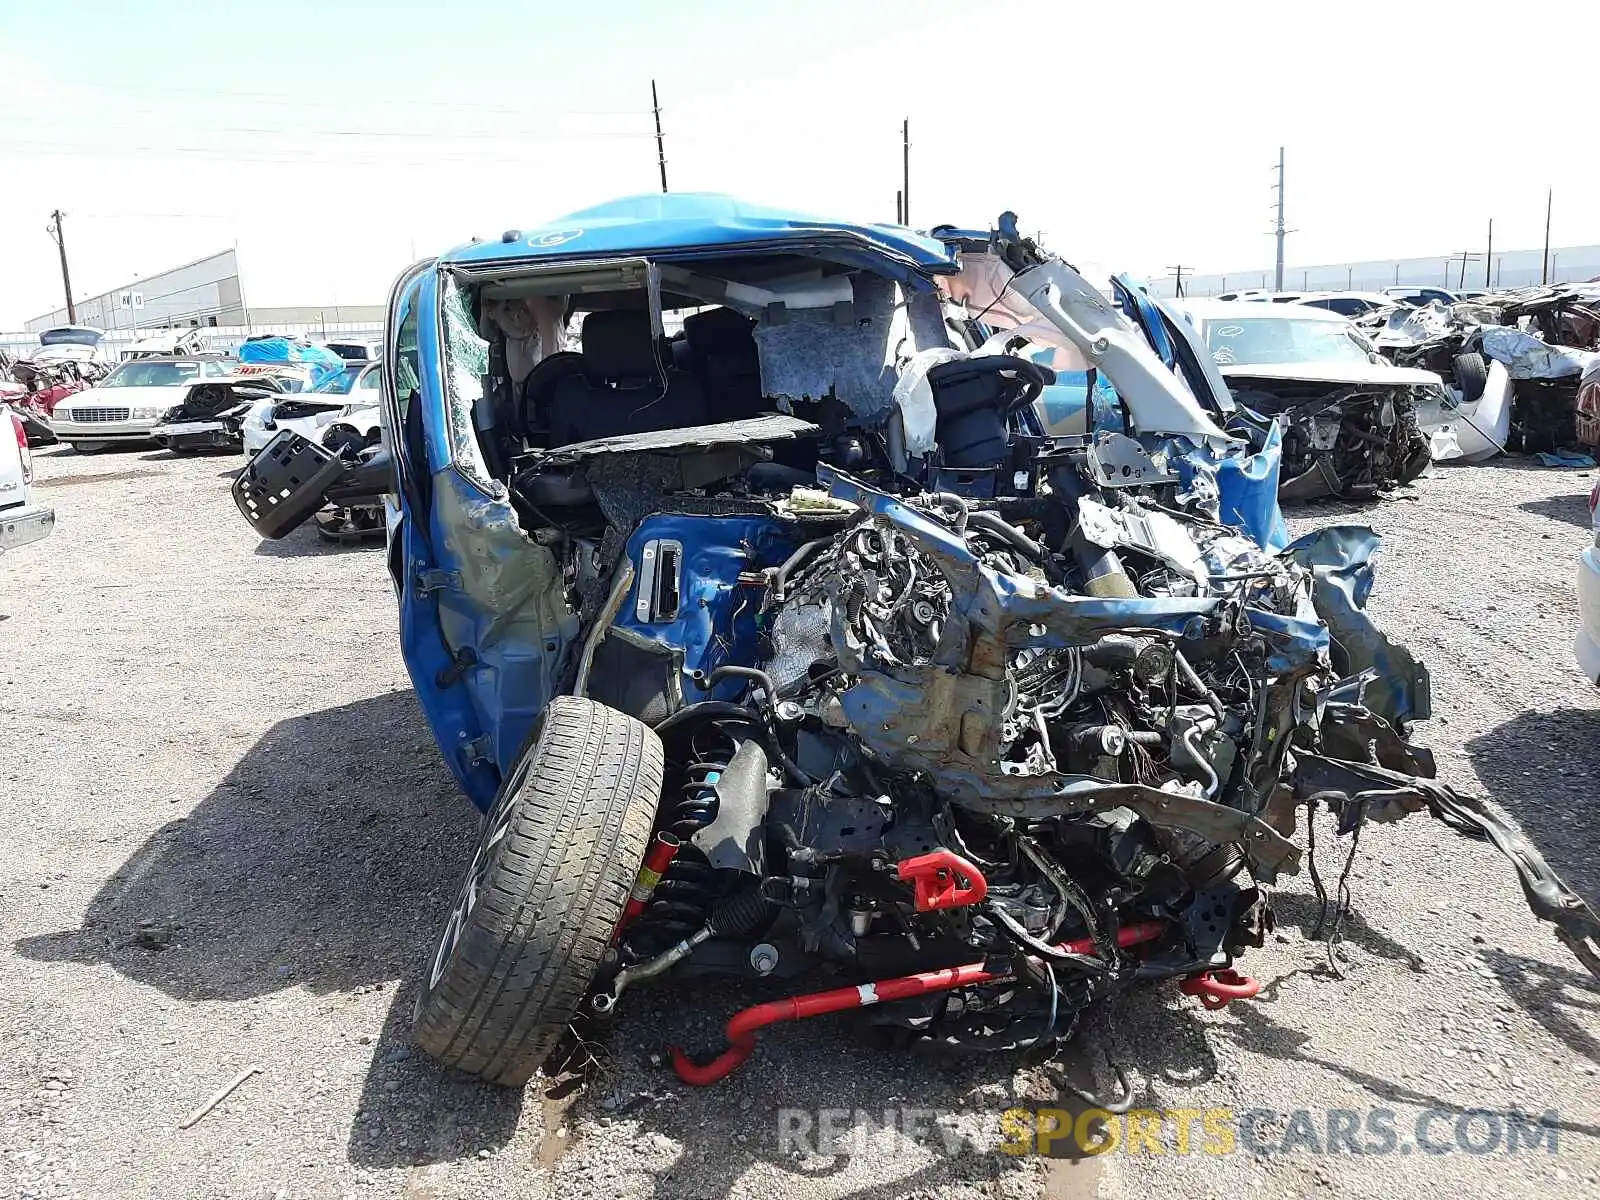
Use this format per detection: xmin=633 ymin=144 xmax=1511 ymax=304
xmin=2 ymin=0 xmax=1596 ymax=326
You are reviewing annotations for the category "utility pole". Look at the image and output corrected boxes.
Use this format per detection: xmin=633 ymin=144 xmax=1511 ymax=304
xmin=901 ymin=118 xmax=910 ymax=228
xmin=1166 ymin=265 xmax=1192 ymax=298
xmin=46 ymin=210 xmax=76 ymax=323
xmin=651 ymin=80 xmax=668 ymax=192
xmin=1452 ymin=251 xmax=1480 ymax=290
xmin=1541 ymin=188 xmax=1552 ymax=284
xmin=1271 ymin=147 xmax=1286 ymax=292
xmin=1485 ymin=218 xmax=1493 ymax=289
xmin=895 ymin=190 xmax=903 ymax=225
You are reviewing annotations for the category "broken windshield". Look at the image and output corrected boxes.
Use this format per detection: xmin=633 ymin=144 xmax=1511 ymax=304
xmin=1203 ymin=316 xmax=1372 ymax=367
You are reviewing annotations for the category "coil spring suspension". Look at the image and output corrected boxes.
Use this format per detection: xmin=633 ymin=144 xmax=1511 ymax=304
xmin=627 ymin=726 xmax=732 ymax=949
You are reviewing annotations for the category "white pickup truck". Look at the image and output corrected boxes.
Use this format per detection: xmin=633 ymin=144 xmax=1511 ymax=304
xmin=0 ymin=408 xmax=54 ymax=553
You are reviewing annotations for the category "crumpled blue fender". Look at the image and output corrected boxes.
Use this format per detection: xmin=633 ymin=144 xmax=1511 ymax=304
xmin=1284 ymin=525 xmax=1431 ymax=727
xmin=1179 ymin=421 xmax=1289 ymax=552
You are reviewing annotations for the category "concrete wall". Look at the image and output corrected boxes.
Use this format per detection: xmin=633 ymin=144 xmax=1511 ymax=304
xmin=1150 ymin=244 xmax=1600 ymax=299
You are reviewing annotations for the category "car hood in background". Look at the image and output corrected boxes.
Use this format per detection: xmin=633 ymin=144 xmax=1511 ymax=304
xmin=1218 ymin=360 xmax=1443 ymax=387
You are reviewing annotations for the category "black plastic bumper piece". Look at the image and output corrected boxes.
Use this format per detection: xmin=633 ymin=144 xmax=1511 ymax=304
xmin=232 ymin=429 xmax=347 ymax=538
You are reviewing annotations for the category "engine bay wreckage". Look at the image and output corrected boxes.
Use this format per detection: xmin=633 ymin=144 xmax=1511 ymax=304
xmin=232 ymin=196 xmax=1600 ymax=1087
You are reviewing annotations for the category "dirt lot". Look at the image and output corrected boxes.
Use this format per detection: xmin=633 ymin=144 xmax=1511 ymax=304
xmin=2 ymin=444 xmax=1598 ymax=1200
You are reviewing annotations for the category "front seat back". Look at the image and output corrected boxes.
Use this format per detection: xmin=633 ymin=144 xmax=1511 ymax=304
xmin=544 ymin=310 xmax=708 ymax=446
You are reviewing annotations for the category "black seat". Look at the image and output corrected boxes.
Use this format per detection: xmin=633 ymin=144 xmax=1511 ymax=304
xmin=544 ymin=309 xmax=709 ymax=446
xmin=682 ymin=306 xmax=763 ymax=423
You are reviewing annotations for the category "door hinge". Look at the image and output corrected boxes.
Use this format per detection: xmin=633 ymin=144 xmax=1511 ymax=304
xmin=458 ymin=733 xmax=493 ymax=767
xmin=415 ymin=567 xmax=461 ymax=595
xmin=435 ymin=646 xmax=478 ymax=688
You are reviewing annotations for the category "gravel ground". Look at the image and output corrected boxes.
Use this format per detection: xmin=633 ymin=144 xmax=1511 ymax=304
xmin=1 ymin=445 xmax=1597 ymax=1200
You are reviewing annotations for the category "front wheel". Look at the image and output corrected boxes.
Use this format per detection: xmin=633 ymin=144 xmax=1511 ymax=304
xmin=413 ymin=697 xmax=664 ymax=1085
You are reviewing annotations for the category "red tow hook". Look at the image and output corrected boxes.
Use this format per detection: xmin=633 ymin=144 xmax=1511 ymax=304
xmin=894 ymin=849 xmax=988 ymax=912
xmin=1180 ymin=967 xmax=1260 ymax=1010
xmin=669 ymin=920 xmax=1173 ymax=1086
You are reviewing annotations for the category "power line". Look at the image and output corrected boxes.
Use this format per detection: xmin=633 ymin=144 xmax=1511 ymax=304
xmin=1166 ymin=264 xmax=1193 ymax=298
xmin=14 ymin=80 xmax=648 ymax=117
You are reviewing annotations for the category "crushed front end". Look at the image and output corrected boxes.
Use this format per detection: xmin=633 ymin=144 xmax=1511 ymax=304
xmin=244 ymin=196 xmax=1597 ymax=1085
xmin=1225 ymin=378 xmax=1433 ymax=500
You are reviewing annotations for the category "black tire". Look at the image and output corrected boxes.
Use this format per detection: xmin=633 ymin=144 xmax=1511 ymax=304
xmin=413 ymin=696 xmax=663 ymax=1085
xmin=1452 ymin=352 xmax=1488 ymax=404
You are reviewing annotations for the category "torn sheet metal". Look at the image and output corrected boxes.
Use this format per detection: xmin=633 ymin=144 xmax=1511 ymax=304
xmin=1284 ymin=525 xmax=1429 ymax=728
xmin=1481 ymin=327 xmax=1598 ymax=380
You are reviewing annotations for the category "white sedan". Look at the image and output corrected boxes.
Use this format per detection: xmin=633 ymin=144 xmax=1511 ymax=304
xmin=240 ymin=361 xmax=382 ymax=456
xmin=51 ymin=356 xmax=236 ymax=450
xmin=1182 ymin=299 xmax=1506 ymax=464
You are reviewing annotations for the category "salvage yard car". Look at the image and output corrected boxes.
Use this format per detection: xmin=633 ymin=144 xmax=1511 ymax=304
xmin=231 ymin=194 xmax=1600 ymax=1089
xmin=51 ymin=355 xmax=236 ymax=451
xmin=239 ymin=360 xmax=382 ymax=456
xmin=1 ymin=406 xmax=53 ymax=553
xmin=151 ymin=373 xmax=287 ymax=453
xmin=1181 ymin=299 xmax=1448 ymax=497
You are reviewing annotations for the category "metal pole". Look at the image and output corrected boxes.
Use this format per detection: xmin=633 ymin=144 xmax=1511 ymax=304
xmin=651 ymin=80 xmax=668 ymax=193
xmin=895 ymin=190 xmax=903 ymax=225
xmin=901 ymin=118 xmax=910 ymax=228
xmin=1542 ymin=188 xmax=1552 ymax=285
xmin=1485 ymin=218 xmax=1493 ymax=289
xmin=1273 ymin=147 xmax=1285 ymax=292
xmin=48 ymin=210 xmax=76 ymax=323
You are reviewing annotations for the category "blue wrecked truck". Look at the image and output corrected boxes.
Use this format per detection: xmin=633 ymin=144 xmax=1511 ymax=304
xmin=232 ymin=194 xmax=1599 ymax=1087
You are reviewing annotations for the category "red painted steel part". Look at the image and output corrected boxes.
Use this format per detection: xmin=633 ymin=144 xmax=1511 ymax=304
xmin=1179 ymin=967 xmax=1260 ymax=1010
xmin=668 ymin=919 xmax=1171 ymax=1084
xmin=894 ymin=849 xmax=989 ymax=912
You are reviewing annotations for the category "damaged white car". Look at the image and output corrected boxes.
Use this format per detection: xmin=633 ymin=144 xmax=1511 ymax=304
xmin=1182 ymin=300 xmax=1506 ymax=492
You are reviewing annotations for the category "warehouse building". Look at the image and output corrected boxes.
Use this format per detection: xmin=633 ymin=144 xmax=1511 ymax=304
xmin=24 ymin=248 xmax=382 ymax=335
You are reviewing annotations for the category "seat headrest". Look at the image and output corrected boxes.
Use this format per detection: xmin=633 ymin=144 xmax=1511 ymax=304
xmin=581 ymin=309 xmax=660 ymax=380
xmin=683 ymin=305 xmax=756 ymax=352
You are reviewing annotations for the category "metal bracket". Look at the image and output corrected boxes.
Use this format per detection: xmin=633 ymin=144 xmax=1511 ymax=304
xmin=435 ymin=646 xmax=478 ymax=688
xmin=458 ymin=733 xmax=493 ymax=768
xmin=415 ymin=567 xmax=462 ymax=595
xmin=1086 ymin=431 xmax=1175 ymax=488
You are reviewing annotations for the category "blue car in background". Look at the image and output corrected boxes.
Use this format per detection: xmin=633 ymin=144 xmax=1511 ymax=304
xmin=232 ymin=194 xmax=1599 ymax=1088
